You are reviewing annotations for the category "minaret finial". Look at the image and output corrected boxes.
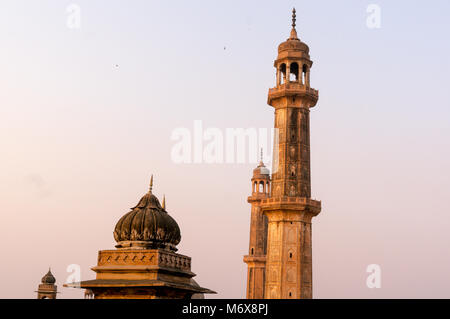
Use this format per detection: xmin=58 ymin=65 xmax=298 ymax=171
xmin=260 ymin=148 xmax=263 ymax=163
xmin=292 ymin=7 xmax=296 ymax=29
xmin=149 ymin=174 xmax=153 ymax=194
xmin=162 ymin=194 xmax=166 ymax=210
xmin=289 ymin=8 xmax=298 ymax=39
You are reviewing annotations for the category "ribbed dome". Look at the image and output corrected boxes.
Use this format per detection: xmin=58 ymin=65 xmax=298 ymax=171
xmin=278 ymin=37 xmax=309 ymax=54
xmin=113 ymin=186 xmax=181 ymax=251
xmin=41 ymin=269 xmax=56 ymax=284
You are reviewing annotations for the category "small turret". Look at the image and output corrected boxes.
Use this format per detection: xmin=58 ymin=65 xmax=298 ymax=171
xmin=36 ymin=268 xmax=57 ymax=299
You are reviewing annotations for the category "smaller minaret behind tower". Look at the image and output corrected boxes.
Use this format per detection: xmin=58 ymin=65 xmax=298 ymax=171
xmin=36 ymin=268 xmax=57 ymax=299
xmin=243 ymin=150 xmax=271 ymax=299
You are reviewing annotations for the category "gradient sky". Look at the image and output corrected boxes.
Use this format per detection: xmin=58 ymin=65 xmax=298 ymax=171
xmin=1 ymin=0 xmax=450 ymax=298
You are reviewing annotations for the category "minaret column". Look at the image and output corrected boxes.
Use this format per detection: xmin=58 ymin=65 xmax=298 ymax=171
xmin=262 ymin=8 xmax=321 ymax=299
xmin=244 ymin=157 xmax=270 ymax=299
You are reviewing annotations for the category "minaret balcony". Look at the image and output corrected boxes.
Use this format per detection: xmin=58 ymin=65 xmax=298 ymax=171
xmin=260 ymin=196 xmax=321 ymax=219
xmin=268 ymin=82 xmax=318 ymax=107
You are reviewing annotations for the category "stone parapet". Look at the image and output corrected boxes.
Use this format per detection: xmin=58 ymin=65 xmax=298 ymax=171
xmin=267 ymin=83 xmax=318 ymax=106
xmin=260 ymin=197 xmax=321 ymax=223
xmin=96 ymin=249 xmax=191 ymax=271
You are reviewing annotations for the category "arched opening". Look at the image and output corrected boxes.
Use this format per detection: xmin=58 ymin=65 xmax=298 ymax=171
xmin=259 ymin=181 xmax=264 ymax=193
xmin=253 ymin=181 xmax=257 ymax=193
xmin=266 ymin=182 xmax=270 ymax=194
xmin=251 ymin=248 xmax=254 ymax=255
xmin=279 ymin=63 xmax=286 ymax=84
xmin=290 ymin=62 xmax=299 ymax=82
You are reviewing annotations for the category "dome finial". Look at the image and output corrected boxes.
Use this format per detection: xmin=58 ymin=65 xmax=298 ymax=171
xmin=149 ymin=174 xmax=153 ymax=194
xmin=292 ymin=7 xmax=296 ymax=29
xmin=162 ymin=194 xmax=166 ymax=210
xmin=257 ymin=148 xmax=266 ymax=168
xmin=289 ymin=8 xmax=299 ymax=39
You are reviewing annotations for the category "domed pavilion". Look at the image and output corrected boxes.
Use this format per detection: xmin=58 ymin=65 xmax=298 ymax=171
xmin=64 ymin=175 xmax=215 ymax=299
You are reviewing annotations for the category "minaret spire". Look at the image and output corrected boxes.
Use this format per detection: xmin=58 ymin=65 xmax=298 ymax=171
xmin=292 ymin=7 xmax=296 ymax=29
xmin=289 ymin=8 xmax=299 ymax=39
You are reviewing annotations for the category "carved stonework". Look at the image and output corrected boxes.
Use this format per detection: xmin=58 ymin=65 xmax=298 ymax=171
xmin=289 ymin=146 xmax=296 ymax=159
xmin=288 ymin=185 xmax=296 ymax=196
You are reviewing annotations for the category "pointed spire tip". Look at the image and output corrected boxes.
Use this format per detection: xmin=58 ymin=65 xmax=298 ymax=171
xmin=149 ymin=174 xmax=154 ymax=194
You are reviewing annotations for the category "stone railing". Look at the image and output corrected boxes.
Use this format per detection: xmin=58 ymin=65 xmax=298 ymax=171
xmin=261 ymin=196 xmax=321 ymax=208
xmin=158 ymin=250 xmax=191 ymax=271
xmin=97 ymin=249 xmax=192 ymax=272
xmin=268 ymin=82 xmax=319 ymax=96
xmin=97 ymin=250 xmax=158 ymax=266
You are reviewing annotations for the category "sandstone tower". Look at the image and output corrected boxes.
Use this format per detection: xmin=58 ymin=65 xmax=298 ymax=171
xmin=243 ymin=152 xmax=270 ymax=298
xmin=36 ymin=269 xmax=57 ymax=299
xmin=260 ymin=8 xmax=322 ymax=299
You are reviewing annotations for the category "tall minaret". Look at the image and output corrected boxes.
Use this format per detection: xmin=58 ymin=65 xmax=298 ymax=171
xmin=261 ymin=8 xmax=321 ymax=299
xmin=243 ymin=150 xmax=270 ymax=299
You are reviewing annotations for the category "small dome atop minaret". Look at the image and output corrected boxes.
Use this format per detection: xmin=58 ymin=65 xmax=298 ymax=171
xmin=253 ymin=149 xmax=270 ymax=177
xmin=278 ymin=8 xmax=310 ymax=56
xmin=253 ymin=160 xmax=270 ymax=177
xmin=113 ymin=175 xmax=181 ymax=251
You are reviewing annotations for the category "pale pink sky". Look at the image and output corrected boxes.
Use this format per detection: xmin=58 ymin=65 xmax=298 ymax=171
xmin=1 ymin=1 xmax=450 ymax=298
